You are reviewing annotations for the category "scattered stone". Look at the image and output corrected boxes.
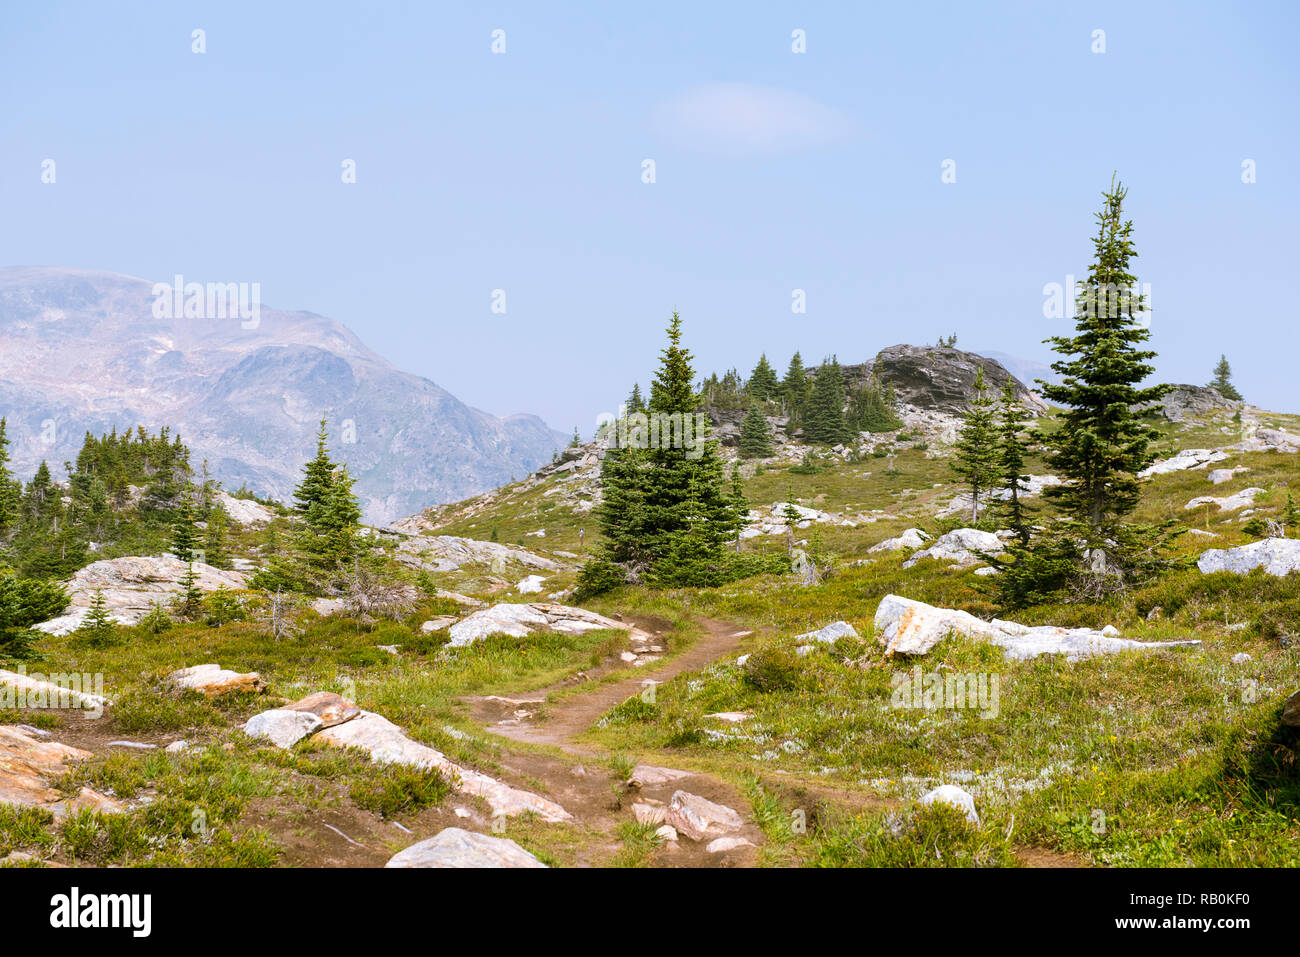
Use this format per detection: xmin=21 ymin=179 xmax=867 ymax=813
xmin=165 ymin=740 xmax=189 ymax=753
xmin=665 ymin=790 xmax=744 ymax=841
xmin=1230 ymin=653 xmax=1252 ymax=664
xmin=317 ymin=711 xmax=571 ymax=822
xmin=938 ymin=476 xmax=1062 ymax=519
xmin=1185 ymin=487 xmax=1265 ymax=513
xmin=628 ymin=765 xmax=694 ymax=788
xmin=1207 ymin=467 xmax=1250 ymax=485
xmin=873 ymin=594 xmax=1201 ymax=661
xmin=655 ymin=825 xmax=679 ymax=842
xmin=0 ymin=726 xmax=121 ymax=814
xmin=310 ymin=597 xmax=348 ymax=616
xmin=0 ymin=669 xmax=111 ymax=711
xmin=1282 ymin=690 xmax=1300 ymax=728
xmin=385 ymin=828 xmax=546 ymax=868
xmin=918 ymin=784 xmax=980 ymax=826
xmin=903 ymin=528 xmax=1006 ymax=569
xmin=167 ymin=664 xmax=267 ymax=697
xmin=215 ymin=491 xmax=275 ymax=526
xmin=706 ymin=836 xmax=755 ymax=853
xmin=633 ymin=803 xmax=667 ymax=825
xmin=704 ymin=712 xmax=751 ymax=724
xmin=868 ymin=528 xmax=930 ymax=553
xmin=447 ymin=602 xmax=650 ymax=648
xmin=105 ymin=741 xmax=156 ymax=750
xmin=1233 ymin=427 xmax=1300 ymax=454
xmin=793 ymin=621 xmax=860 ymax=645
xmin=420 ymin=616 xmax=459 ymax=633
xmin=794 ymin=645 xmax=815 ymax=657
xmin=377 ymin=644 xmax=399 ymax=655
xmin=436 ymin=590 xmax=486 ymax=608
xmin=395 ymin=535 xmax=561 ymax=574
xmin=284 ymin=691 xmax=361 ymax=729
xmin=243 ymin=709 xmax=323 ymax=749
xmin=1140 ymin=448 xmax=1230 ymax=478
xmin=1197 ymin=539 xmax=1300 ymax=577
xmin=516 ymin=575 xmax=547 ymax=594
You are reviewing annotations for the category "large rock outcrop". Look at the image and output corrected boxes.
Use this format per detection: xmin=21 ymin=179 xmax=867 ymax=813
xmin=1145 ymin=384 xmax=1241 ymax=422
xmin=394 ymin=535 xmax=562 ymax=574
xmin=32 ymin=555 xmax=248 ymax=635
xmin=838 ymin=345 xmax=1045 ymax=415
xmin=873 ymin=594 xmax=1201 ymax=661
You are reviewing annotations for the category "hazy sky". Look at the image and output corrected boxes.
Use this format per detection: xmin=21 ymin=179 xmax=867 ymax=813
xmin=3 ymin=1 xmax=1297 ymax=431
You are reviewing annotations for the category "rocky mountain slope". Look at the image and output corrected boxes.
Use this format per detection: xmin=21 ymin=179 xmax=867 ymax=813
xmin=0 ymin=267 xmax=566 ymax=523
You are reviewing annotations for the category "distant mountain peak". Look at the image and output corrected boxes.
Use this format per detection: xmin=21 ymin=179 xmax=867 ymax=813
xmin=0 ymin=267 xmax=565 ymax=523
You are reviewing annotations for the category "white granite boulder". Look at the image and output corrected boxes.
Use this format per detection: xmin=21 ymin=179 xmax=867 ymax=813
xmin=873 ymin=594 xmax=1201 ymax=661
xmin=385 ymin=827 xmax=546 ymax=868
xmin=1197 ymin=539 xmax=1300 ymax=577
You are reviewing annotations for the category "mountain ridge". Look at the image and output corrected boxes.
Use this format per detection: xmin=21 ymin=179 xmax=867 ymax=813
xmin=0 ymin=267 xmax=567 ymax=524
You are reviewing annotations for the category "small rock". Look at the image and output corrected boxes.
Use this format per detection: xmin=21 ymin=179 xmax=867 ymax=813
xmin=516 ymin=575 xmax=547 ymax=595
xmin=420 ymin=616 xmax=458 ymax=633
xmin=628 ymin=765 xmax=694 ymax=788
xmin=666 ymin=790 xmax=744 ymax=841
xmin=168 ymin=664 xmax=267 ymax=697
xmin=164 ymin=740 xmax=190 ymax=753
xmin=284 ymin=691 xmax=361 ymax=729
xmin=385 ymin=827 xmax=546 ymax=868
xmin=706 ymin=836 xmax=755 ymax=853
xmin=654 ymin=824 xmax=678 ymax=842
xmin=1230 ymin=652 xmax=1252 ymax=664
xmin=106 ymin=740 xmax=156 ymax=750
xmin=1282 ymin=690 xmax=1300 ymax=729
xmin=243 ymin=709 xmax=323 ymax=748
xmin=633 ymin=803 xmax=667 ymax=825
xmin=918 ymin=784 xmax=980 ymax=826
xmin=793 ymin=621 xmax=860 ymax=645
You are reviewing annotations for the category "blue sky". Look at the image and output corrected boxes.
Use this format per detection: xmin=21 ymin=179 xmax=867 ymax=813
xmin=3 ymin=1 xmax=1297 ymax=430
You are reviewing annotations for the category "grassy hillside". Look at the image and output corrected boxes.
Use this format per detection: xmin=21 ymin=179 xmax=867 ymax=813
xmin=3 ymin=403 xmax=1298 ymax=868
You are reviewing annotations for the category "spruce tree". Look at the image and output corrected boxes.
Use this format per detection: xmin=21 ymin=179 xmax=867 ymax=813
xmin=747 ymin=354 xmax=780 ymax=401
xmin=951 ymin=367 xmax=1000 ymax=524
xmin=781 ymin=353 xmax=810 ymax=425
xmin=625 ymin=383 xmax=645 ymax=414
xmin=170 ymin=497 xmax=201 ymax=563
xmin=994 ymin=380 xmax=1035 ymax=543
xmin=204 ymin=502 xmax=230 ymax=569
xmin=1039 ymin=175 xmax=1172 ymax=589
xmin=738 ymin=404 xmax=773 ymax=458
xmin=294 ymin=418 xmax=337 ymax=514
xmin=595 ymin=311 xmax=735 ymax=581
xmin=1209 ymin=355 xmax=1242 ymax=401
xmin=78 ymin=590 xmax=119 ymax=647
xmin=24 ymin=461 xmax=54 ymax=524
xmin=0 ymin=418 xmax=19 ymax=537
xmin=727 ymin=466 xmax=749 ymax=548
xmin=175 ymin=563 xmax=204 ymax=620
xmin=804 ymin=357 xmax=852 ymax=445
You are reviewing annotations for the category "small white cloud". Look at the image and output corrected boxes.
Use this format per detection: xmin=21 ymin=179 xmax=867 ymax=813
xmin=651 ymin=82 xmax=853 ymax=154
